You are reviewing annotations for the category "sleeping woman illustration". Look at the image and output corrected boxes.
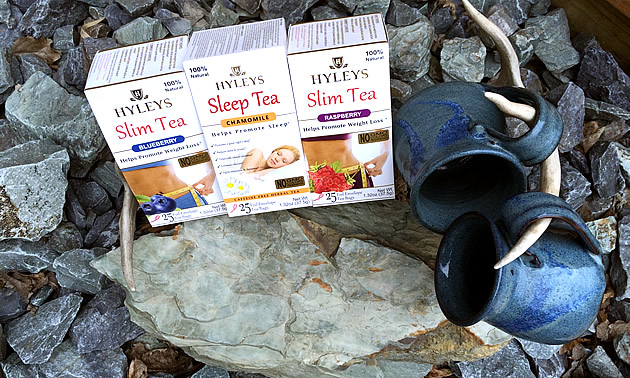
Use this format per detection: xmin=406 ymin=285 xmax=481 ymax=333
xmin=240 ymin=145 xmax=301 ymax=175
xmin=121 ymin=156 xmax=216 ymax=215
xmin=219 ymin=145 xmax=302 ymax=198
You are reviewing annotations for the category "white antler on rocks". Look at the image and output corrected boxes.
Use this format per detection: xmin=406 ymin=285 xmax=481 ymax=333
xmin=461 ymin=0 xmax=522 ymax=87
xmin=116 ymin=166 xmax=138 ymax=291
xmin=462 ymin=0 xmax=562 ymax=269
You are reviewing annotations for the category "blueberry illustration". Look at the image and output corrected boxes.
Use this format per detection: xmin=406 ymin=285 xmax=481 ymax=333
xmin=140 ymin=202 xmax=157 ymax=215
xmin=150 ymin=194 xmax=177 ymax=213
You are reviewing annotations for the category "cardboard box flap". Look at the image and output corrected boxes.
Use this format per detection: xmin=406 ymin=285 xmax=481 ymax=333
xmin=287 ymin=14 xmax=387 ymax=55
xmin=184 ymin=19 xmax=286 ymax=60
xmin=85 ymin=36 xmax=188 ymax=90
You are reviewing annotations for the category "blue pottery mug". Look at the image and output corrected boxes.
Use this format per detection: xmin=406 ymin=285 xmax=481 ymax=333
xmin=393 ymin=82 xmax=563 ymax=233
xmin=435 ymin=192 xmax=605 ymax=344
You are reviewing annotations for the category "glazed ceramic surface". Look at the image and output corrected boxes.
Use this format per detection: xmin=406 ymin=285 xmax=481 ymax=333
xmin=435 ymin=192 xmax=605 ymax=344
xmin=393 ymin=82 xmax=563 ymax=233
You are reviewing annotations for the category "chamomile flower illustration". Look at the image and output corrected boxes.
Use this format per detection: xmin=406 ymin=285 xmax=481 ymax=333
xmin=222 ymin=176 xmax=251 ymax=196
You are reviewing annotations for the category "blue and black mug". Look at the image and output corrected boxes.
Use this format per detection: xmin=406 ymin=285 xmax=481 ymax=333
xmin=393 ymin=82 xmax=563 ymax=233
xmin=435 ymin=192 xmax=605 ymax=344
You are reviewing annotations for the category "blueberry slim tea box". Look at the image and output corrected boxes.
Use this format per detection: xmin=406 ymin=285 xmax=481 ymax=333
xmin=84 ymin=36 xmax=227 ymax=227
xmin=183 ymin=19 xmax=312 ymax=216
xmin=287 ymin=14 xmax=395 ymax=206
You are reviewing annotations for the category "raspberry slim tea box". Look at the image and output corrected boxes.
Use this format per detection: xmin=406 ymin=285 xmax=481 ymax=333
xmin=287 ymin=14 xmax=395 ymax=206
xmin=183 ymin=19 xmax=312 ymax=216
xmin=84 ymin=36 xmax=226 ymax=227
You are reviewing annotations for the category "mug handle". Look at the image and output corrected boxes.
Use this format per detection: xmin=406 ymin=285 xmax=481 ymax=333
xmin=499 ymin=192 xmax=602 ymax=256
xmin=481 ymin=85 xmax=563 ymax=166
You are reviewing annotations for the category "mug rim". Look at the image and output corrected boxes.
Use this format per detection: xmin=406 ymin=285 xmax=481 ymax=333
xmin=434 ymin=211 xmax=505 ymax=326
xmin=409 ymin=141 xmax=527 ymax=233
xmin=500 ymin=192 xmax=603 ymax=257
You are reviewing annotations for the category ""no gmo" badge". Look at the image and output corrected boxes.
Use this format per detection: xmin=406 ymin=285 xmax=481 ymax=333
xmin=358 ymin=130 xmax=389 ymax=144
xmin=275 ymin=176 xmax=306 ymax=190
xmin=178 ymin=151 xmax=211 ymax=168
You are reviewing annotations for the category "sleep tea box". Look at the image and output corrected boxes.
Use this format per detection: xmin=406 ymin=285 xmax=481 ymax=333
xmin=84 ymin=36 xmax=226 ymax=227
xmin=287 ymin=14 xmax=395 ymax=206
xmin=183 ymin=19 xmax=312 ymax=217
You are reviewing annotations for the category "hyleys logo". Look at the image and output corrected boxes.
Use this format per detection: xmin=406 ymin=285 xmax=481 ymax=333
xmin=216 ymin=65 xmax=264 ymax=90
xmin=130 ymin=89 xmax=148 ymax=101
xmin=330 ymin=57 xmax=348 ymax=69
xmin=230 ymin=66 xmax=245 ymax=76
xmin=312 ymin=57 xmax=368 ymax=85
xmin=114 ymin=89 xmax=173 ymax=118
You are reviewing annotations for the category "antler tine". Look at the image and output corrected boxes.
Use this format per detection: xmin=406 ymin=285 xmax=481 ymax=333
xmin=116 ymin=166 xmax=138 ymax=291
xmin=484 ymin=94 xmax=561 ymax=270
xmin=461 ymin=0 xmax=523 ymax=88
xmin=483 ymin=92 xmax=535 ymax=120
xmin=463 ymin=0 xmax=561 ymax=269
xmin=493 ymin=148 xmax=561 ymax=269
xmin=484 ymin=91 xmax=562 ymax=269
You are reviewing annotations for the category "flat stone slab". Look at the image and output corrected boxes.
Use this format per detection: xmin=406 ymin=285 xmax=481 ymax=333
xmin=5 ymin=293 xmax=82 ymax=364
xmin=0 ymin=119 xmax=31 ymax=152
xmin=441 ymin=36 xmax=486 ymax=82
xmin=5 ymin=71 xmax=106 ymax=173
xmin=116 ymin=0 xmax=158 ymax=15
xmin=0 ymin=239 xmax=59 ymax=272
xmin=92 ymin=212 xmax=510 ymax=377
xmin=38 ymin=340 xmax=128 ymax=378
xmin=290 ymin=200 xmax=442 ymax=267
xmin=18 ymin=0 xmax=88 ymax=39
xmin=546 ymin=82 xmax=585 ymax=153
xmin=191 ymin=365 xmax=230 ymax=378
xmin=0 ymin=353 xmax=45 ymax=377
xmin=0 ymin=287 xmax=26 ymax=323
xmin=388 ymin=18 xmax=434 ymax=82
xmin=0 ymin=324 xmax=6 ymax=361
xmin=457 ymin=340 xmax=535 ymax=378
xmin=70 ymin=285 xmax=144 ymax=353
xmin=53 ymin=248 xmax=108 ymax=294
xmin=524 ymin=8 xmax=579 ymax=72
xmin=47 ymin=222 xmax=83 ymax=253
xmin=613 ymin=333 xmax=630 ymax=366
xmin=586 ymin=216 xmax=617 ymax=254
xmin=586 ymin=345 xmax=624 ymax=378
xmin=612 ymin=215 xmax=630 ymax=300
xmin=113 ymin=16 xmax=167 ymax=45
xmin=260 ymin=0 xmax=318 ymax=25
xmin=0 ymin=139 xmax=69 ymax=241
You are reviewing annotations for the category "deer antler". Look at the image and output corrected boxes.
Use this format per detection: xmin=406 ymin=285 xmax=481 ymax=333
xmin=462 ymin=0 xmax=562 ymax=269
xmin=116 ymin=166 xmax=138 ymax=291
